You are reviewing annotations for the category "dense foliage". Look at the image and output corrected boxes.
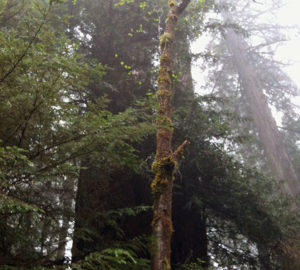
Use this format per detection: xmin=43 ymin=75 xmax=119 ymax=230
xmin=0 ymin=0 xmax=300 ymax=269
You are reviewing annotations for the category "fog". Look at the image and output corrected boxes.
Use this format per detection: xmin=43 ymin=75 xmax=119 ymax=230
xmin=2 ymin=0 xmax=300 ymax=269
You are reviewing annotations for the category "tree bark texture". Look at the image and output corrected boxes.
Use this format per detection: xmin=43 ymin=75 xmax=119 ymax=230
xmin=151 ymin=1 xmax=190 ymax=270
xmin=172 ymin=205 xmax=209 ymax=268
xmin=221 ymin=11 xmax=300 ymax=197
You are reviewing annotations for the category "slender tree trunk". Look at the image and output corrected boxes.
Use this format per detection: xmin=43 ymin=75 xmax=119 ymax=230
xmin=220 ymin=9 xmax=300 ymax=197
xmin=151 ymin=1 xmax=190 ymax=269
xmin=57 ymin=220 xmax=69 ymax=261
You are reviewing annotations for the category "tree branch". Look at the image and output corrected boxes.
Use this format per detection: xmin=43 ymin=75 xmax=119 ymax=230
xmin=0 ymin=4 xmax=51 ymax=84
xmin=173 ymin=140 xmax=190 ymax=159
xmin=278 ymin=126 xmax=300 ymax=135
xmin=176 ymin=0 xmax=191 ymax=15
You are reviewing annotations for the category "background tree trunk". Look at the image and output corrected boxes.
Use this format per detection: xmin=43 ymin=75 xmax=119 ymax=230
xmin=220 ymin=8 xmax=300 ymax=197
xmin=56 ymin=175 xmax=75 ymax=261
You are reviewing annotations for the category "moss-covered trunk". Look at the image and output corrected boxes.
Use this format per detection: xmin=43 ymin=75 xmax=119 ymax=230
xmin=151 ymin=1 xmax=190 ymax=270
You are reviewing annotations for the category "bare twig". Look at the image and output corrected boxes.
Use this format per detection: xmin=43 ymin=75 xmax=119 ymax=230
xmin=173 ymin=140 xmax=190 ymax=159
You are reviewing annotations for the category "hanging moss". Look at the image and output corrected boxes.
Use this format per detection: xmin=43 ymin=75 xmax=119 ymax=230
xmin=160 ymin=54 xmax=171 ymax=66
xmin=160 ymin=33 xmax=173 ymax=49
xmin=158 ymin=64 xmax=172 ymax=90
xmin=152 ymin=156 xmax=176 ymax=174
xmin=157 ymin=72 xmax=172 ymax=87
xmin=168 ymin=0 xmax=175 ymax=7
xmin=151 ymin=174 xmax=169 ymax=196
xmin=151 ymin=156 xmax=177 ymax=196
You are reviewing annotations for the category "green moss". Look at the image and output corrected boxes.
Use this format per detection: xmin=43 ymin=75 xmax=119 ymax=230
xmin=151 ymin=176 xmax=173 ymax=195
xmin=166 ymin=13 xmax=178 ymax=23
xmin=168 ymin=0 xmax=175 ymax=7
xmin=157 ymin=129 xmax=171 ymax=140
xmin=151 ymin=156 xmax=177 ymax=196
xmin=156 ymin=115 xmax=173 ymax=130
xmin=151 ymin=174 xmax=168 ymax=195
xmin=158 ymin=66 xmax=171 ymax=74
xmin=160 ymin=33 xmax=173 ymax=48
xmin=152 ymin=156 xmax=176 ymax=173
xmin=158 ymin=65 xmax=172 ymax=90
xmin=157 ymin=72 xmax=171 ymax=86
xmin=157 ymin=89 xmax=172 ymax=97
xmin=160 ymin=54 xmax=171 ymax=65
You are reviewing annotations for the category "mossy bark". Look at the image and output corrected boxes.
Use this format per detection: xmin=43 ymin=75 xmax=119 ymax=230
xmin=151 ymin=1 xmax=191 ymax=270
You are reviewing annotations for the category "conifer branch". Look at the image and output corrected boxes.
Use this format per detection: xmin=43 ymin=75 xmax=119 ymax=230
xmin=176 ymin=0 xmax=191 ymax=15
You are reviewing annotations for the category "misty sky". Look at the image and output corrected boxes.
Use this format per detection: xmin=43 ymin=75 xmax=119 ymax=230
xmin=276 ymin=0 xmax=300 ymax=99
xmin=192 ymin=0 xmax=300 ymax=109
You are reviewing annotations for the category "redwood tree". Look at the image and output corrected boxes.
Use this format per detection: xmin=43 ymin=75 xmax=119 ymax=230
xmin=218 ymin=4 xmax=300 ymax=197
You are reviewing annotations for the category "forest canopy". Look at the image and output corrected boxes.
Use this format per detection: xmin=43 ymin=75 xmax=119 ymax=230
xmin=0 ymin=0 xmax=300 ymax=269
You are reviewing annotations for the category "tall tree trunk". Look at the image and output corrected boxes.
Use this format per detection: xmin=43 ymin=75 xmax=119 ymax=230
xmin=151 ymin=1 xmax=190 ymax=269
xmin=172 ymin=205 xmax=209 ymax=268
xmin=220 ymin=9 xmax=300 ymax=197
xmin=218 ymin=6 xmax=300 ymax=268
xmin=71 ymin=165 xmax=112 ymax=261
